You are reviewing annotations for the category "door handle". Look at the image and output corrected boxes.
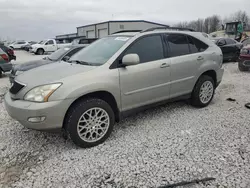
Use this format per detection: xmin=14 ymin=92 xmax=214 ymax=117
xmin=197 ymin=56 xmax=204 ymax=60
xmin=160 ymin=63 xmax=170 ymax=68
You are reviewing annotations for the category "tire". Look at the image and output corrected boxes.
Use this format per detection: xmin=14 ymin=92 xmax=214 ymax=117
xmin=238 ymin=61 xmax=248 ymax=71
xmin=0 ymin=69 xmax=2 ymax=78
xmin=36 ymin=48 xmax=44 ymax=55
xmin=191 ymin=75 xmax=215 ymax=108
xmin=64 ymin=98 xmax=115 ymax=148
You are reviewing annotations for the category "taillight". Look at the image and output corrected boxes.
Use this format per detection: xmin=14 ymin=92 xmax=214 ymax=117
xmin=0 ymin=54 xmax=9 ymax=62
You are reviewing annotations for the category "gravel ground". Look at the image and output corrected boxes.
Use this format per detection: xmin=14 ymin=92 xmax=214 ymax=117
xmin=0 ymin=51 xmax=250 ymax=188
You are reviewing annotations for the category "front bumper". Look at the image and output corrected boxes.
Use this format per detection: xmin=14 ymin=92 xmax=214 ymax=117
xmin=4 ymin=92 xmax=74 ymax=131
xmin=0 ymin=63 xmax=13 ymax=72
xmin=238 ymin=56 xmax=250 ymax=67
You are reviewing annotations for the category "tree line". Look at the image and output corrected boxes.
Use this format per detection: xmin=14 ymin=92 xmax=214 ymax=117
xmin=174 ymin=10 xmax=249 ymax=33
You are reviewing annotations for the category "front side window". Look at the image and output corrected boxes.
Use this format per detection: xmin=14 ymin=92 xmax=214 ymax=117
xmin=124 ymin=35 xmax=164 ymax=63
xmin=167 ymin=34 xmax=190 ymax=57
xmin=225 ymin=38 xmax=236 ymax=45
xmin=48 ymin=47 xmax=71 ymax=61
xmin=46 ymin=40 xmax=54 ymax=45
xmin=70 ymin=36 xmax=131 ymax=66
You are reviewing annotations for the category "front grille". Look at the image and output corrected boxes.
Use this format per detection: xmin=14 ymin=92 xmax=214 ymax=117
xmin=9 ymin=81 xmax=25 ymax=94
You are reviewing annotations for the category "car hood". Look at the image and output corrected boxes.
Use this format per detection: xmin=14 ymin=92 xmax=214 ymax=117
xmin=13 ymin=59 xmax=52 ymax=72
xmin=31 ymin=44 xmax=43 ymax=48
xmin=15 ymin=61 xmax=96 ymax=86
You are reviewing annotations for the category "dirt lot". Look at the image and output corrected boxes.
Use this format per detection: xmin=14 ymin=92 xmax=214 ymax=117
xmin=0 ymin=51 xmax=250 ymax=188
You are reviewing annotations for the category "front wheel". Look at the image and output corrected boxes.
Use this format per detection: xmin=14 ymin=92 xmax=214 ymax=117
xmin=36 ymin=48 xmax=44 ymax=55
xmin=64 ymin=98 xmax=115 ymax=148
xmin=191 ymin=75 xmax=215 ymax=108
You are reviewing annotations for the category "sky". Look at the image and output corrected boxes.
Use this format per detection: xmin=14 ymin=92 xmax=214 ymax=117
xmin=0 ymin=0 xmax=249 ymax=41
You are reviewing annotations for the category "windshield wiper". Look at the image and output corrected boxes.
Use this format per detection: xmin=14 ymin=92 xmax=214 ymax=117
xmin=68 ymin=60 xmax=90 ymax=65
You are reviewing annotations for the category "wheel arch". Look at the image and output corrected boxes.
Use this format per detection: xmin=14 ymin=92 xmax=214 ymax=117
xmin=63 ymin=91 xmax=120 ymax=129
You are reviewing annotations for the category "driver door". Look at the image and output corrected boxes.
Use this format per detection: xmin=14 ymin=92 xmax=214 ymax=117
xmin=118 ymin=34 xmax=171 ymax=112
xmin=45 ymin=40 xmax=56 ymax=52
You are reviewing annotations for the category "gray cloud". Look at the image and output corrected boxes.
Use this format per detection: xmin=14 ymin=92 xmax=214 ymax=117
xmin=0 ymin=0 xmax=249 ymax=41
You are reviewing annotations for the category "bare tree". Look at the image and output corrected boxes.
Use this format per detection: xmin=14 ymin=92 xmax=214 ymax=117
xmin=209 ymin=15 xmax=220 ymax=33
xmin=203 ymin=18 xmax=210 ymax=33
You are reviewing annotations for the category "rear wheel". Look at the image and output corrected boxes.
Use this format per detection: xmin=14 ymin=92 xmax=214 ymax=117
xmin=36 ymin=48 xmax=44 ymax=55
xmin=191 ymin=75 xmax=215 ymax=107
xmin=64 ymin=98 xmax=115 ymax=148
xmin=238 ymin=61 xmax=248 ymax=71
xmin=0 ymin=69 xmax=2 ymax=78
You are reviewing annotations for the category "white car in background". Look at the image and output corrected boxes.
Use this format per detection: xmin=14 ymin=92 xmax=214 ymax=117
xmin=9 ymin=41 xmax=29 ymax=49
xmin=30 ymin=39 xmax=72 ymax=55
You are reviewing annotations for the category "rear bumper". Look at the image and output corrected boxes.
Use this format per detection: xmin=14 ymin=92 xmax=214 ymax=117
xmin=0 ymin=63 xmax=12 ymax=72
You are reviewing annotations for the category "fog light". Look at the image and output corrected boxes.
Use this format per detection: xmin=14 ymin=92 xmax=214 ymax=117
xmin=28 ymin=116 xmax=46 ymax=123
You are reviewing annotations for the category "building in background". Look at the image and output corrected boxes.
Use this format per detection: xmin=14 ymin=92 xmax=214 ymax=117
xmin=55 ymin=33 xmax=79 ymax=43
xmin=77 ymin=20 xmax=168 ymax=38
xmin=56 ymin=20 xmax=168 ymax=41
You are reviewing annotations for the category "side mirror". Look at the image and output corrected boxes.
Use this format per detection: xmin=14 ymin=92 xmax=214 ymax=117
xmin=122 ymin=54 xmax=140 ymax=66
xmin=62 ymin=56 xmax=70 ymax=62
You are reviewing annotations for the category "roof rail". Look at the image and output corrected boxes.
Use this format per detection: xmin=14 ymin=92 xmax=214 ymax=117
xmin=112 ymin=30 xmax=142 ymax=34
xmin=141 ymin=26 xmax=195 ymax=32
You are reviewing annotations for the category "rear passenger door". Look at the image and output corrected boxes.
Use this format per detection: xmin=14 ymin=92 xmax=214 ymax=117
xmin=119 ymin=34 xmax=171 ymax=111
xmin=165 ymin=34 xmax=207 ymax=98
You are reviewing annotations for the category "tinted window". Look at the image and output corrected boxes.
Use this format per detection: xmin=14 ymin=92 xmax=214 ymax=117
xmin=167 ymin=34 xmax=190 ymax=57
xmin=79 ymin=39 xmax=88 ymax=44
xmin=218 ymin=39 xmax=226 ymax=45
xmin=65 ymin=47 xmax=83 ymax=57
xmin=48 ymin=47 xmax=71 ymax=61
xmin=17 ymin=42 xmax=25 ymax=44
xmin=225 ymin=38 xmax=236 ymax=45
xmin=188 ymin=36 xmax=208 ymax=53
xmin=124 ymin=35 xmax=164 ymax=63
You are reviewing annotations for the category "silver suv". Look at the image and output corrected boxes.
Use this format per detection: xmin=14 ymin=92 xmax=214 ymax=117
xmin=4 ymin=28 xmax=224 ymax=148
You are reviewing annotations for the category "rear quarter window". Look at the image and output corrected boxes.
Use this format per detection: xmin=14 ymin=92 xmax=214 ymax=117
xmin=188 ymin=36 xmax=208 ymax=53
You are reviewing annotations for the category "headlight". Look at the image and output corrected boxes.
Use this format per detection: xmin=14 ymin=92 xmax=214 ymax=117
xmin=24 ymin=83 xmax=62 ymax=102
xmin=15 ymin=70 xmax=24 ymax=76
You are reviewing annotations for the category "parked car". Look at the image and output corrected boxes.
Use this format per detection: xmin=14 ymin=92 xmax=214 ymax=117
xmin=241 ymin=37 xmax=250 ymax=47
xmin=0 ymin=48 xmax=12 ymax=77
xmin=72 ymin=38 xmax=98 ymax=46
xmin=5 ymin=29 xmax=224 ymax=148
xmin=9 ymin=45 xmax=85 ymax=83
xmin=238 ymin=45 xmax=250 ymax=71
xmin=9 ymin=41 xmax=29 ymax=49
xmin=21 ymin=41 xmax=37 ymax=51
xmin=212 ymin=37 xmax=243 ymax=62
xmin=0 ymin=45 xmax=16 ymax=61
xmin=30 ymin=39 xmax=72 ymax=55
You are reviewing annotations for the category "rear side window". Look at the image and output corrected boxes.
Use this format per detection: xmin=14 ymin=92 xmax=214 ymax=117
xmin=187 ymin=36 xmax=208 ymax=53
xmin=124 ymin=35 xmax=164 ymax=63
xmin=166 ymin=34 xmax=190 ymax=57
xmin=225 ymin=38 xmax=236 ymax=44
xmin=66 ymin=47 xmax=83 ymax=57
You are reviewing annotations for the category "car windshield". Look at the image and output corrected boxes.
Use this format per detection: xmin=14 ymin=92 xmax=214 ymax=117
xmin=47 ymin=47 xmax=71 ymax=61
xmin=70 ymin=36 xmax=131 ymax=66
xmin=38 ymin=40 xmax=46 ymax=44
